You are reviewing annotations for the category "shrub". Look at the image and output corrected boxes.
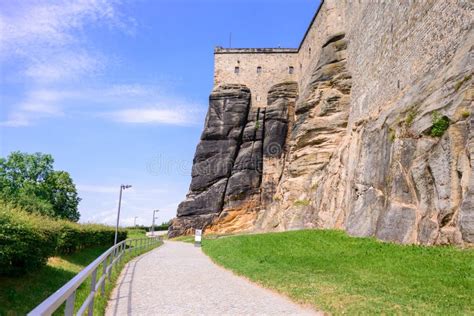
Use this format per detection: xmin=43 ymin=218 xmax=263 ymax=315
xmin=430 ymin=111 xmax=450 ymax=137
xmin=294 ymin=199 xmax=311 ymax=207
xmin=0 ymin=204 xmax=57 ymax=275
xmin=405 ymin=109 xmax=417 ymax=126
xmin=388 ymin=128 xmax=396 ymax=142
xmin=0 ymin=202 xmax=126 ymax=275
xmin=461 ymin=109 xmax=470 ymax=119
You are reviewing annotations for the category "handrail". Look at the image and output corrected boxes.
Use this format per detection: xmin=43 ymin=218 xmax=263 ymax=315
xmin=28 ymin=236 xmax=162 ymax=316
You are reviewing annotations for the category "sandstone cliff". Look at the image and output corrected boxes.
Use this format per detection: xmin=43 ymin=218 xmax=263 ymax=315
xmin=169 ymin=1 xmax=473 ymax=245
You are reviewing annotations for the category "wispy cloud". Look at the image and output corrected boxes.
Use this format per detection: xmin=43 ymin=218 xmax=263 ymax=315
xmin=24 ymin=51 xmax=106 ymax=82
xmin=1 ymin=84 xmax=204 ymax=127
xmin=0 ymin=0 xmax=133 ymax=82
xmin=106 ymin=107 xmax=197 ymax=125
xmin=1 ymin=89 xmax=65 ymax=127
xmin=0 ymin=2 xmax=204 ymax=128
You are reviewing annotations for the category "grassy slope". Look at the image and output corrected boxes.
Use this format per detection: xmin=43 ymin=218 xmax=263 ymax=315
xmin=0 ymin=241 xmax=161 ymax=315
xmin=203 ymin=230 xmax=474 ymax=315
xmin=0 ymin=246 xmax=107 ymax=315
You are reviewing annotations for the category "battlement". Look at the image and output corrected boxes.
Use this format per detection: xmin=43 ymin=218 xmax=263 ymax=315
xmin=214 ymin=47 xmax=299 ymax=54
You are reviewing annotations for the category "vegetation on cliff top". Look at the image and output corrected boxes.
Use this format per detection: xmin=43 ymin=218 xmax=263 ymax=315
xmin=203 ymin=230 xmax=473 ymax=315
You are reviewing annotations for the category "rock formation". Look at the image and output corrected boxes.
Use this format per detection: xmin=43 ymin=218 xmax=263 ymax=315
xmin=169 ymin=1 xmax=473 ymax=245
xmin=169 ymin=82 xmax=298 ymax=237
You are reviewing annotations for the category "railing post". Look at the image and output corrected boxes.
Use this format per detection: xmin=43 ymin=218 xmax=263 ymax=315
xmin=101 ymin=256 xmax=108 ymax=295
xmin=64 ymin=291 xmax=76 ymax=316
xmin=108 ymin=249 xmax=114 ymax=281
xmin=118 ymin=243 xmax=122 ymax=264
xmin=88 ymin=269 xmax=97 ymax=316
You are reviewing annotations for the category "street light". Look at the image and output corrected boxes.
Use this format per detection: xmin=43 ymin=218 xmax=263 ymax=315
xmin=114 ymin=184 xmax=132 ymax=245
xmin=151 ymin=209 xmax=159 ymax=236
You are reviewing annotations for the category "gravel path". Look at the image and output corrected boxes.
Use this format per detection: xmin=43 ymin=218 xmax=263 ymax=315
xmin=106 ymin=241 xmax=319 ymax=315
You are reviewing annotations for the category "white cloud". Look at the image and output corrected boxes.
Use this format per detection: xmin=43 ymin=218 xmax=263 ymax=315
xmin=0 ymin=0 xmax=132 ymax=82
xmin=103 ymin=84 xmax=155 ymax=97
xmin=0 ymin=113 xmax=30 ymax=127
xmin=24 ymin=51 xmax=105 ymax=82
xmin=1 ymin=89 xmax=66 ymax=126
xmin=107 ymin=108 xmax=193 ymax=125
xmin=1 ymin=84 xmax=203 ymax=127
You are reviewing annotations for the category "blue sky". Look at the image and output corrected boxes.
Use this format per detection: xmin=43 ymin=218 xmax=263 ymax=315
xmin=0 ymin=0 xmax=318 ymax=227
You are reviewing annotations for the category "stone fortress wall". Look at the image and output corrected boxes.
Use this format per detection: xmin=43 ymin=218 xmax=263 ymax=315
xmin=214 ymin=0 xmax=472 ymax=120
xmin=172 ymin=0 xmax=473 ymax=245
xmin=213 ymin=0 xmax=345 ymax=107
xmin=213 ymin=48 xmax=298 ymax=107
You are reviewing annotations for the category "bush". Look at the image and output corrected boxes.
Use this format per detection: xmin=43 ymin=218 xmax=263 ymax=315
xmin=430 ymin=111 xmax=450 ymax=137
xmin=0 ymin=202 xmax=127 ymax=275
xmin=0 ymin=205 xmax=57 ymax=275
xmin=131 ymin=222 xmax=170 ymax=232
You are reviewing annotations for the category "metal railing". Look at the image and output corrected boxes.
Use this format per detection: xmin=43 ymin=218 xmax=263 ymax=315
xmin=28 ymin=236 xmax=162 ymax=316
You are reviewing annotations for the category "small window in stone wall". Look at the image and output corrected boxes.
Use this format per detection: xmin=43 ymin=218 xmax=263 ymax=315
xmin=309 ymin=47 xmax=312 ymax=55
xmin=256 ymin=95 xmax=261 ymax=102
xmin=257 ymin=66 xmax=262 ymax=74
xmin=234 ymin=66 xmax=240 ymax=74
xmin=289 ymin=66 xmax=294 ymax=74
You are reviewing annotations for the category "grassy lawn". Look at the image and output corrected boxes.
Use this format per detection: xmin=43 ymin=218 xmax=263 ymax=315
xmin=202 ymin=230 xmax=474 ymax=315
xmin=0 ymin=241 xmax=161 ymax=315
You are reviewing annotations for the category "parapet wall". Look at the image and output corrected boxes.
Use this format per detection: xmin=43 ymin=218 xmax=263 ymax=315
xmin=214 ymin=48 xmax=298 ymax=107
xmin=213 ymin=0 xmax=346 ymax=107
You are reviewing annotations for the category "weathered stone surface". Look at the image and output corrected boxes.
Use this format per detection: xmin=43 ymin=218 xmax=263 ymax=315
xmin=170 ymin=81 xmax=297 ymax=236
xmin=460 ymin=88 xmax=474 ymax=243
xmin=177 ymin=179 xmax=228 ymax=217
xmin=169 ymin=85 xmax=251 ymax=236
xmin=261 ymin=82 xmax=298 ymax=206
xmin=168 ymin=214 xmax=216 ymax=238
xmin=375 ymin=203 xmax=417 ymax=244
xmin=254 ymin=26 xmax=473 ymax=246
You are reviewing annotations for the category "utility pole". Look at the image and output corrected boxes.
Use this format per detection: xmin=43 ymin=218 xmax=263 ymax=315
xmin=114 ymin=184 xmax=132 ymax=245
xmin=134 ymin=216 xmax=138 ymax=227
xmin=151 ymin=210 xmax=159 ymax=236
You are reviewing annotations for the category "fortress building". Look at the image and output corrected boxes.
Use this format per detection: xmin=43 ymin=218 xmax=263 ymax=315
xmin=213 ymin=1 xmax=343 ymax=107
xmin=170 ymin=0 xmax=474 ymax=246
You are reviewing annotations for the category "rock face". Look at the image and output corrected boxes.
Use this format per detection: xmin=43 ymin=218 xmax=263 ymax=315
xmin=169 ymin=82 xmax=297 ymax=237
xmin=169 ymin=85 xmax=251 ymax=237
xmin=169 ymin=1 xmax=473 ymax=245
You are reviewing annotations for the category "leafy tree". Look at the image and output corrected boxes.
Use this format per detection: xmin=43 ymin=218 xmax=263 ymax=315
xmin=0 ymin=152 xmax=81 ymax=221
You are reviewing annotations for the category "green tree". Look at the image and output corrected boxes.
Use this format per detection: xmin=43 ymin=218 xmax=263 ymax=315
xmin=0 ymin=152 xmax=81 ymax=221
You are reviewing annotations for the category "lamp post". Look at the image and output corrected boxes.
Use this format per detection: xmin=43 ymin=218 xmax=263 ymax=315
xmin=114 ymin=184 xmax=132 ymax=245
xmin=151 ymin=209 xmax=159 ymax=236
